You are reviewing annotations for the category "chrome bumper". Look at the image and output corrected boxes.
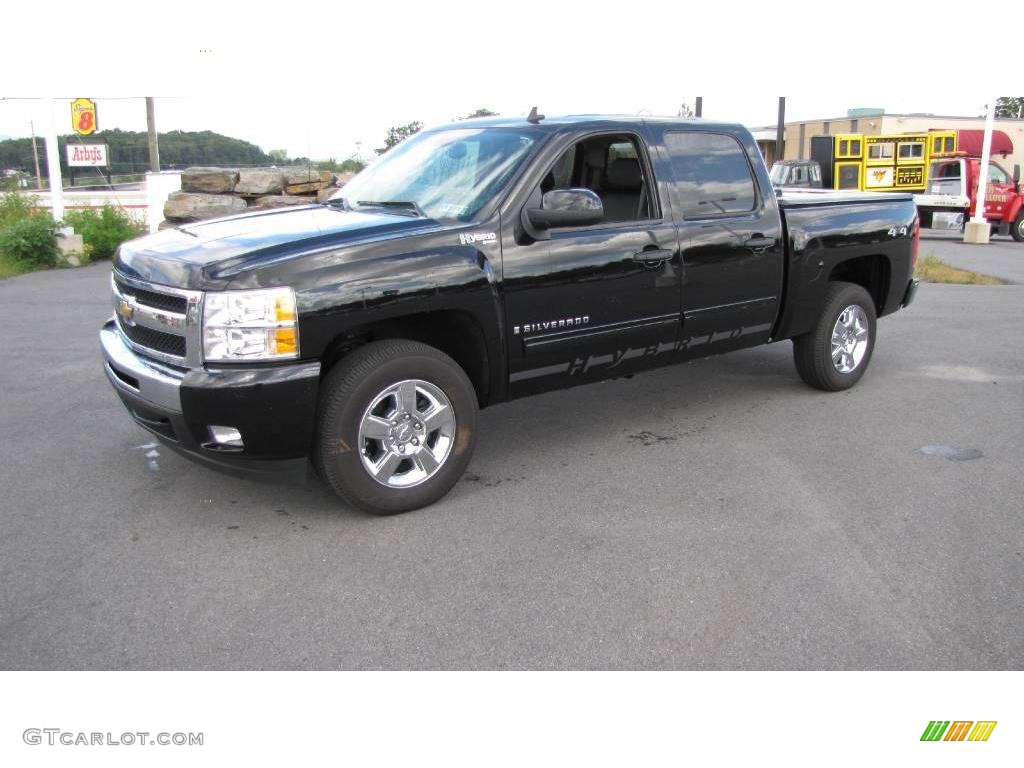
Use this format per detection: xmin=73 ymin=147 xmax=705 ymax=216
xmin=100 ymin=319 xmax=183 ymax=413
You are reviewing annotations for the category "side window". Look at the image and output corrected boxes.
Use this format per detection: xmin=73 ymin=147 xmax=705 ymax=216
xmin=663 ymin=131 xmax=758 ymax=218
xmin=537 ymin=133 xmax=654 ymax=225
xmin=868 ymin=142 xmax=894 ymax=160
xmin=988 ymin=163 xmax=1010 ymax=185
xmin=898 ymin=142 xmax=923 ymax=159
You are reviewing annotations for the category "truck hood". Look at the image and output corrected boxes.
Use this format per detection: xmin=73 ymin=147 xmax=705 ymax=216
xmin=114 ymin=205 xmax=442 ymax=288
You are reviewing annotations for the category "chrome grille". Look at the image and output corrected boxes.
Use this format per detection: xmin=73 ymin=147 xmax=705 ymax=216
xmin=113 ymin=277 xmax=188 ymax=314
xmin=111 ymin=271 xmax=203 ymax=367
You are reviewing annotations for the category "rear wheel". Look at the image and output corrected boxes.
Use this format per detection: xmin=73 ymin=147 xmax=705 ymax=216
xmin=793 ymin=281 xmax=877 ymax=391
xmin=315 ymin=340 xmax=478 ymax=514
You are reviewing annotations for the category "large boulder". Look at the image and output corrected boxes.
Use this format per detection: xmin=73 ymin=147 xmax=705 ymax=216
xmin=285 ymin=181 xmax=322 ymax=195
xmin=235 ymin=168 xmax=284 ymax=195
xmin=251 ymin=194 xmax=312 ymax=209
xmin=164 ymin=191 xmax=247 ymax=221
xmin=283 ymin=166 xmax=320 ymax=185
xmin=180 ymin=167 xmax=238 ymax=193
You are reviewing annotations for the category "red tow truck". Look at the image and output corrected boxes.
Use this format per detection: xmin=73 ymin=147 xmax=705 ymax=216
xmin=915 ymin=130 xmax=1024 ymax=241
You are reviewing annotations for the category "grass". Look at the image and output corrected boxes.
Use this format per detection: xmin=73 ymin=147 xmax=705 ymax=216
xmin=0 ymin=251 xmax=34 ymax=280
xmin=915 ymin=254 xmax=1004 ymax=285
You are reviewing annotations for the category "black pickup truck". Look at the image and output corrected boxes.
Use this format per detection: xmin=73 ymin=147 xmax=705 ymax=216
xmin=101 ymin=115 xmax=919 ymax=514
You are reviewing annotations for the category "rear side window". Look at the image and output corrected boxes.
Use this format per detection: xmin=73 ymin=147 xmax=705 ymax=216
xmin=663 ymin=132 xmax=758 ymax=219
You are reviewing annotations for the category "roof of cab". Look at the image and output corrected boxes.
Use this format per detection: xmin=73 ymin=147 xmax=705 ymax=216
xmin=424 ymin=114 xmax=747 ymax=134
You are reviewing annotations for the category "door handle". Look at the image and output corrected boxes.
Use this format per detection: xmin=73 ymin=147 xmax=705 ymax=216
xmin=633 ymin=248 xmax=674 ymax=262
xmin=744 ymin=235 xmax=776 ymax=250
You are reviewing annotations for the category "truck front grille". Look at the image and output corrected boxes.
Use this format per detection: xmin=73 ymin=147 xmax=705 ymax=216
xmin=119 ymin=322 xmax=187 ymax=357
xmin=114 ymin=277 xmax=188 ymax=314
xmin=111 ymin=272 xmax=202 ymax=366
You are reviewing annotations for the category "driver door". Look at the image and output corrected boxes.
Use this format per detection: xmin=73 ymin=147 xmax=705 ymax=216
xmin=500 ymin=129 xmax=683 ymax=397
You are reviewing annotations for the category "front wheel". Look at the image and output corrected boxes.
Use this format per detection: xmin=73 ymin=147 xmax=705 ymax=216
xmin=1012 ymin=210 xmax=1024 ymax=242
xmin=792 ymin=281 xmax=877 ymax=391
xmin=314 ymin=340 xmax=478 ymax=514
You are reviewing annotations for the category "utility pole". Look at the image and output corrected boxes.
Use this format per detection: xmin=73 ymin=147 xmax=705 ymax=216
xmin=776 ymin=97 xmax=786 ymax=163
xmin=964 ymin=99 xmax=996 ymax=244
xmin=694 ymin=97 xmax=703 ymax=118
xmin=146 ymin=97 xmax=160 ymax=172
xmin=30 ymin=120 xmax=43 ymax=189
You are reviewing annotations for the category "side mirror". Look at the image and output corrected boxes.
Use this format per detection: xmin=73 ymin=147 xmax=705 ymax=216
xmin=523 ymin=189 xmax=603 ymax=237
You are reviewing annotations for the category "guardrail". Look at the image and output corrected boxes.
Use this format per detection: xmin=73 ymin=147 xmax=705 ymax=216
xmin=19 ymin=171 xmax=182 ymax=233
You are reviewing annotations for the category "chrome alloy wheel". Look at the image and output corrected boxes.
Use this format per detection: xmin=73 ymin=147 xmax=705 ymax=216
xmin=831 ymin=304 xmax=870 ymax=373
xmin=357 ymin=379 xmax=456 ymax=488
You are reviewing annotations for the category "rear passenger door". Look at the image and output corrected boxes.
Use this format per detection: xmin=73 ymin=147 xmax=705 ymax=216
xmin=654 ymin=128 xmax=785 ymax=355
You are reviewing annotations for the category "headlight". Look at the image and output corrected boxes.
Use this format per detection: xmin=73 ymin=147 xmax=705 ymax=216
xmin=202 ymin=287 xmax=299 ymax=361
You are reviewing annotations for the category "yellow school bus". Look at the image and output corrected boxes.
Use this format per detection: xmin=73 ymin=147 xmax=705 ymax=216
xmin=810 ymin=131 xmax=958 ymax=192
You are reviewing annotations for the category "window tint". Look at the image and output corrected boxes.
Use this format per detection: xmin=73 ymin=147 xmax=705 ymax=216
xmin=932 ymin=161 xmax=961 ymax=180
xmin=607 ymin=141 xmax=637 ymax=163
xmin=663 ymin=131 xmax=758 ymax=218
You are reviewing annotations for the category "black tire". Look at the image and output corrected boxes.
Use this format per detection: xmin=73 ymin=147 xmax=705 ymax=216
xmin=792 ymin=281 xmax=877 ymax=392
xmin=1012 ymin=210 xmax=1024 ymax=243
xmin=314 ymin=340 xmax=478 ymax=515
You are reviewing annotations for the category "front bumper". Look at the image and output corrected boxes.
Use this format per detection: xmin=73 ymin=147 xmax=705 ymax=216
xmin=100 ymin=319 xmax=320 ymax=483
xmin=902 ymin=277 xmax=920 ymax=308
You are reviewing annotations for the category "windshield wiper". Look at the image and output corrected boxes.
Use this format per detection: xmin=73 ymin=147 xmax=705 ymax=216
xmin=355 ymin=200 xmax=427 ymax=218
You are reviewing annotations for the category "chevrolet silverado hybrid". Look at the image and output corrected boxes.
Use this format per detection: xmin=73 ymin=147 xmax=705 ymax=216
xmin=101 ymin=114 xmax=919 ymax=514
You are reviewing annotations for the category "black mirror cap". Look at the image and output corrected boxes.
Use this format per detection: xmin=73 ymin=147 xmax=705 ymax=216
xmin=527 ymin=188 xmax=604 ymax=229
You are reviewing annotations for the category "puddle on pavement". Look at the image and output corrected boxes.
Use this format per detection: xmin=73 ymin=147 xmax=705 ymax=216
xmin=135 ymin=441 xmax=160 ymax=471
xmin=920 ymin=445 xmax=984 ymax=461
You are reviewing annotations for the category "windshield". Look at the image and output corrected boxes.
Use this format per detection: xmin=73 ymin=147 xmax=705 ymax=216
xmin=330 ymin=128 xmax=538 ymax=222
xmin=769 ymin=163 xmax=789 ymax=185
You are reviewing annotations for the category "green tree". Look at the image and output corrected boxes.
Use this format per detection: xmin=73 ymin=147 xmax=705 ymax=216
xmin=268 ymin=149 xmax=289 ymax=163
xmin=461 ymin=108 xmax=498 ymax=119
xmin=0 ymin=130 xmax=275 ymax=177
xmin=377 ymin=121 xmax=423 ymax=154
xmin=315 ymin=156 xmax=365 ymax=174
xmin=995 ymin=97 xmax=1023 ymax=118
xmin=677 ymin=102 xmax=694 ymax=117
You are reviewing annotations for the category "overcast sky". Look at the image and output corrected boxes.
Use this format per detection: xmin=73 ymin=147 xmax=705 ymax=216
xmin=0 ymin=0 xmax=1001 ymax=162
xmin=0 ymin=94 xmax=989 ymax=164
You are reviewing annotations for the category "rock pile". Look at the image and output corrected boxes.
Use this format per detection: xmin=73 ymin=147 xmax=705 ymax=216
xmin=163 ymin=166 xmax=355 ymax=225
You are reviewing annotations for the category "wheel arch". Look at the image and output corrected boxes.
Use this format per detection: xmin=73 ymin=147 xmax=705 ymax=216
xmin=319 ymin=308 xmax=496 ymax=407
xmin=827 ymin=254 xmax=891 ymax=315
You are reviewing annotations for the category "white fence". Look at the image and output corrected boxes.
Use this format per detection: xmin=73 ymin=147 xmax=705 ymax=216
xmin=20 ymin=171 xmax=182 ymax=233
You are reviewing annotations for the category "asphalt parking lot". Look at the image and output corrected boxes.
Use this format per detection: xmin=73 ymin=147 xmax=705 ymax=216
xmin=1 ymin=240 xmax=1022 ymax=670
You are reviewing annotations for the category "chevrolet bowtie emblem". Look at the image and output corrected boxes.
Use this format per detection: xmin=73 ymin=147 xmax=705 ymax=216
xmin=117 ymin=297 xmax=135 ymax=325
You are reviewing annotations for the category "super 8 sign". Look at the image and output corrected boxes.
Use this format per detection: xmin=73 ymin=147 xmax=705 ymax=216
xmin=71 ymin=98 xmax=97 ymax=136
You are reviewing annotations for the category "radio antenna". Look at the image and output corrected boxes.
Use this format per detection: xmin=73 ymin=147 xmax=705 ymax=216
xmin=527 ymin=106 xmax=545 ymax=124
